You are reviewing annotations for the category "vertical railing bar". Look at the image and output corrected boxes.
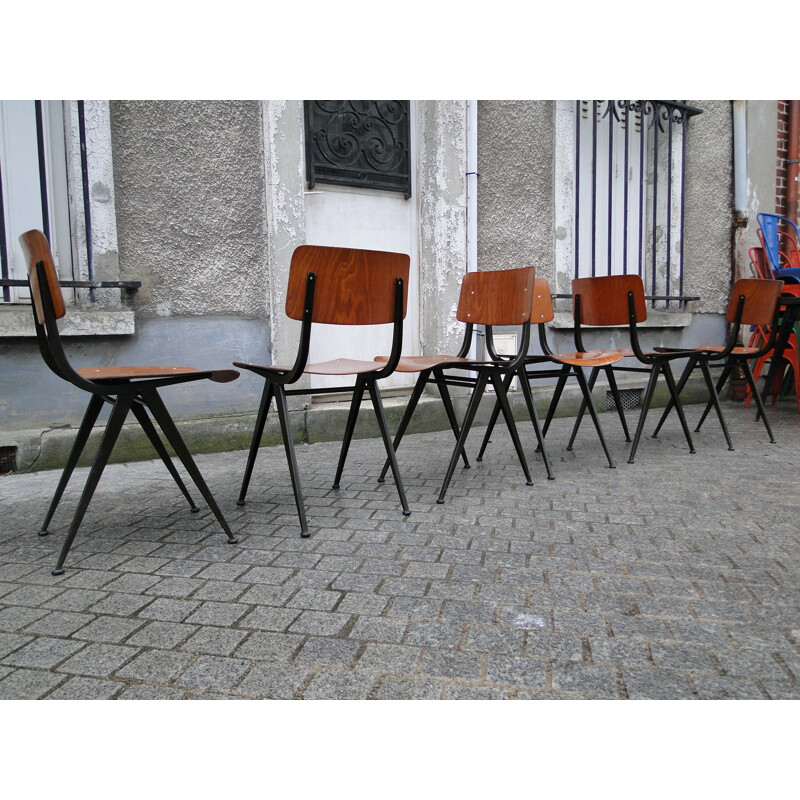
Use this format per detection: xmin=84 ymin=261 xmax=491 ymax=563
xmin=638 ymin=104 xmax=645 ymax=281
xmin=607 ymin=102 xmax=614 ymax=276
xmin=651 ymin=107 xmax=659 ymax=309
xmin=679 ymin=113 xmax=687 ymax=303
xmin=77 ymin=100 xmax=95 ymax=302
xmin=0 ymin=157 xmax=9 ymax=302
xmin=34 ymin=100 xmax=51 ymax=242
xmin=575 ymin=101 xmax=581 ymax=281
xmin=666 ymin=107 xmax=674 ymax=308
xmin=591 ymin=101 xmax=598 ymax=277
xmin=623 ymin=103 xmax=630 ymax=275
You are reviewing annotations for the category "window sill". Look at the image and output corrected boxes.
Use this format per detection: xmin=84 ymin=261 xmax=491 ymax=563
xmin=0 ymin=307 xmax=135 ymax=338
xmin=550 ymin=310 xmax=692 ymax=330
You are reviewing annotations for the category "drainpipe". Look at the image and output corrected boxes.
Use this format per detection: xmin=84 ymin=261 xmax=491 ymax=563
xmin=732 ymin=101 xmax=749 ymax=283
xmin=466 ymin=99 xmax=479 ymax=360
xmin=787 ymin=100 xmax=800 ymax=224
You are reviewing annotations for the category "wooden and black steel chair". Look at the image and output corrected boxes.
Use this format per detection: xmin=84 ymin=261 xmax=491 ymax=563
xmin=374 ymin=266 xmax=536 ymax=503
xmin=19 ymin=229 xmax=239 ymax=576
xmin=234 ymin=244 xmax=410 ymax=537
xmin=650 ymin=278 xmax=785 ymax=448
xmin=568 ymin=274 xmax=702 ymax=463
xmin=476 ymin=278 xmax=627 ymax=475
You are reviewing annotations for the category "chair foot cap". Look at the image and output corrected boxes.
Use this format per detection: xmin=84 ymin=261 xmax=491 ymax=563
xmin=547 ymin=475 xmax=555 ymax=480
xmin=377 ymin=478 xmax=385 ymax=484
xmin=190 ymin=507 xmax=200 ymax=513
xmin=728 ymin=447 xmax=735 ymax=451
xmin=436 ymin=499 xmax=445 ymax=505
xmin=236 ymin=500 xmax=246 ymax=507
xmin=475 ymin=457 xmax=483 ymax=462
xmin=402 ymin=510 xmax=411 ymax=517
xmin=38 ymin=529 xmax=50 ymax=537
xmin=227 ymin=536 xmax=238 ymax=544
xmin=526 ymin=481 xmax=534 ymax=486
xmin=332 ymin=484 xmax=340 ymax=490
xmin=51 ymin=568 xmax=65 ymax=576
xmin=300 ymin=531 xmax=311 ymax=538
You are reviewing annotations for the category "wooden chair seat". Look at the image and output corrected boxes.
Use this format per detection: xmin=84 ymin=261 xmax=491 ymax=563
xmin=19 ymin=229 xmax=239 ymax=576
xmin=76 ymin=366 xmax=239 ymax=383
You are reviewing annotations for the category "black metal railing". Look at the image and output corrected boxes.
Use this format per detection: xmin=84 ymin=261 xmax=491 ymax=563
xmin=305 ymin=101 xmax=411 ymax=198
xmin=574 ymin=100 xmax=703 ymax=308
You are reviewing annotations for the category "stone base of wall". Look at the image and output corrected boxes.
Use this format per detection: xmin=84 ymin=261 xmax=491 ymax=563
xmin=1 ymin=373 xmax=714 ymax=475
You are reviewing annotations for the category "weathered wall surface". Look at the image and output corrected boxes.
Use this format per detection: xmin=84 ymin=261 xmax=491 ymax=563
xmin=110 ymin=100 xmax=269 ymax=318
xmin=682 ymin=100 xmax=734 ymax=314
xmin=477 ymin=101 xmax=555 ymax=278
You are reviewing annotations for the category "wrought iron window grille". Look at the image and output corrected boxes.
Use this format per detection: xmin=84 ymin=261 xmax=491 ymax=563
xmin=304 ymin=101 xmax=411 ymax=198
xmin=574 ymin=100 xmax=703 ymax=309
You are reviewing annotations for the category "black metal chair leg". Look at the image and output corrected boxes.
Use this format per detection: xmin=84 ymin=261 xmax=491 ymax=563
xmin=476 ymin=371 xmax=515 ymax=462
xmin=628 ymin=365 xmax=661 ymax=464
xmin=604 ymin=365 xmax=631 ymax=441
xmin=541 ymin=365 xmax=572 ymax=441
xmin=333 ymin=380 xmax=366 ymax=490
xmin=697 ymin=359 xmax=733 ymax=450
xmin=661 ymin=362 xmax=696 ymax=454
xmin=566 ymin=366 xmax=600 ymax=451
xmin=743 ymin=360 xmax=776 ymax=442
xmin=143 ymin=389 xmax=238 ymax=544
xmin=696 ymin=362 xmax=733 ymax=432
xmin=378 ymin=370 xmax=429 ymax=483
xmin=130 ymin=401 xmax=198 ymax=511
xmin=38 ymin=393 xmax=105 ymax=538
xmin=367 ymin=380 xmax=411 ymax=516
xmin=652 ymin=355 xmax=698 ymax=440
xmin=518 ymin=367 xmax=555 ymax=479
xmin=438 ymin=371 xmax=490 ymax=504
xmin=573 ymin=367 xmax=616 ymax=468
xmin=272 ymin=385 xmax=309 ymax=537
xmin=434 ymin=370 xmax=470 ymax=470
xmin=51 ymin=394 xmax=133 ymax=575
xmin=237 ymin=382 xmax=275 ymax=505
xmin=490 ymin=368 xmax=533 ymax=486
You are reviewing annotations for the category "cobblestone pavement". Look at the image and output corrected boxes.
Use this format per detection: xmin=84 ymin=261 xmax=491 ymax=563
xmin=0 ymin=402 xmax=798 ymax=700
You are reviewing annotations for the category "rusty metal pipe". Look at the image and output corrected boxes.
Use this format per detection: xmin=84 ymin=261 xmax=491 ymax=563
xmin=787 ymin=100 xmax=800 ymax=223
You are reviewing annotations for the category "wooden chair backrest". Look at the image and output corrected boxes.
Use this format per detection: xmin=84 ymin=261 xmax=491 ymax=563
xmin=572 ymin=274 xmax=648 ymax=325
xmin=530 ymin=277 xmax=555 ymax=324
xmin=285 ymin=245 xmax=409 ymax=325
xmin=726 ymin=278 xmax=784 ymax=326
xmin=18 ymin=230 xmax=66 ymax=324
xmin=456 ymin=266 xmax=535 ymax=326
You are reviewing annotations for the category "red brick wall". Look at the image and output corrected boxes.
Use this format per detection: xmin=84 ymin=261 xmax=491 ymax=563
xmin=777 ymin=100 xmax=790 ymax=214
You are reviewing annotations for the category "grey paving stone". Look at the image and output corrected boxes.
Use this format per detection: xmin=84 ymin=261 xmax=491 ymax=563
xmin=237 ymin=663 xmax=308 ymax=699
xmin=649 ymin=643 xmax=718 ymax=673
xmin=1 ymin=636 xmax=85 ymax=670
xmin=22 ymin=610 xmax=94 ymax=638
xmin=0 ymin=632 xmax=34 ymax=660
xmin=420 ymin=649 xmax=483 ymax=681
xmin=102 ymin=573 xmax=162 ymax=594
xmin=440 ymin=601 xmax=496 ymax=625
xmin=47 ymin=676 xmax=124 ymax=699
xmin=239 ymin=606 xmax=301 ymax=632
xmin=336 ymin=592 xmax=390 ymax=616
xmin=485 ymin=655 xmax=547 ymax=690
xmin=136 ymin=597 xmax=200 ymax=623
xmin=445 ymin=685 xmax=509 ymax=699
xmin=286 ymin=588 xmax=342 ymax=611
xmin=1 ymin=584 xmax=65 ymax=607
xmin=72 ymin=616 xmax=146 ymax=644
xmin=761 ymin=680 xmax=800 ymax=700
xmin=180 ymin=627 xmax=249 ymax=656
xmin=40 ymin=588 xmax=108 ymax=612
xmin=500 ymin=607 xmax=552 ymax=632
xmin=125 ymin=620 xmax=197 ymax=649
xmin=294 ymin=637 xmax=360 ymax=667
xmin=287 ymin=611 xmax=350 ymax=637
xmin=553 ymin=610 xmax=607 ymax=637
xmin=147 ymin=576 xmax=205 ymax=599
xmin=87 ymin=593 xmax=153 ymax=616
xmin=551 ymin=662 xmax=620 ymax=698
xmin=692 ymin=675 xmax=767 ymax=700
xmin=234 ymin=631 xmax=305 ymax=662
xmin=302 ymin=669 xmax=376 ymax=699
xmin=357 ymin=643 xmax=422 ymax=674
xmin=524 ymin=632 xmax=584 ymax=661
xmin=386 ymin=596 xmax=443 ymax=620
xmin=175 ymin=655 xmax=251 ymax=693
xmin=57 ymin=643 xmax=139 ymax=678
xmin=349 ymin=616 xmax=407 ymax=643
xmin=622 ymin=668 xmax=697 ymax=700
xmin=714 ymin=648 xmax=792 ymax=681
xmin=118 ymin=684 xmax=185 ymax=699
xmin=465 ymin=625 xmax=525 ymax=656
xmin=236 ymin=584 xmax=297 ymax=607
xmin=374 ymin=677 xmax=445 ymax=699
xmin=184 ymin=602 xmax=248 ymax=627
xmin=0 ymin=668 xmax=65 ymax=699
xmin=405 ymin=622 xmax=462 ymax=649
xmin=115 ymin=650 xmax=193 ymax=683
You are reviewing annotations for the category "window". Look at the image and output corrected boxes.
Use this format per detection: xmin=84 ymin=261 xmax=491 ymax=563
xmin=560 ymin=100 xmax=702 ymax=308
xmin=304 ymin=101 xmax=411 ymax=198
xmin=0 ymin=101 xmax=73 ymax=303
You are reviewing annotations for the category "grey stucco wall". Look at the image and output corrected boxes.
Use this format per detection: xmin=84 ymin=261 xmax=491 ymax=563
xmin=682 ymin=100 xmax=734 ymax=314
xmin=477 ymin=101 xmax=555 ymax=278
xmin=110 ymin=101 xmax=269 ymax=319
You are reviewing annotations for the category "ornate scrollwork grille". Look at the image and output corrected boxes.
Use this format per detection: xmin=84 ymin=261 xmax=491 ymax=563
xmin=304 ymin=101 xmax=411 ymax=198
xmin=574 ymin=100 xmax=702 ymax=307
